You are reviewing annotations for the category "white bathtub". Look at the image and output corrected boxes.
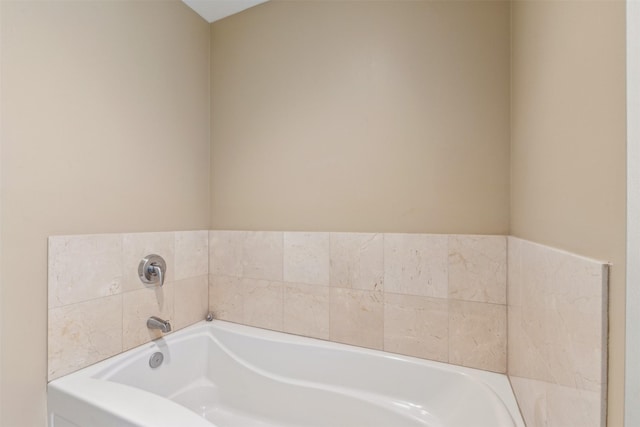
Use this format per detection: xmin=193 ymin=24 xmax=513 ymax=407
xmin=48 ymin=320 xmax=525 ymax=427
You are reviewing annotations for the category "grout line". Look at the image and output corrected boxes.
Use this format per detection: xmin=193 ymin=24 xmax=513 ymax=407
xmin=381 ymin=233 xmax=386 ymax=352
xmin=281 ymin=231 xmax=285 ymax=331
xmin=207 ymin=230 xmax=211 ymax=316
xmin=505 ymin=235 xmax=509 ymax=376
xmin=446 ymin=235 xmax=451 ymax=364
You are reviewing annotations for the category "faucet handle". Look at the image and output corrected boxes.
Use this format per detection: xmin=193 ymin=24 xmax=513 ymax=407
xmin=149 ymin=263 xmax=164 ymax=287
xmin=138 ymin=254 xmax=166 ymax=287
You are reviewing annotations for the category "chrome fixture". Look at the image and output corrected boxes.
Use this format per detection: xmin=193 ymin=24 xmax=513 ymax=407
xmin=138 ymin=254 xmax=166 ymax=287
xmin=147 ymin=316 xmax=172 ymax=333
xmin=149 ymin=352 xmax=164 ymax=369
xmin=205 ymin=312 xmax=214 ymax=322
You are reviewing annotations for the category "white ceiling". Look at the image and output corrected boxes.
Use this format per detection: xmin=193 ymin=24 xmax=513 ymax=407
xmin=182 ymin=0 xmax=269 ymax=23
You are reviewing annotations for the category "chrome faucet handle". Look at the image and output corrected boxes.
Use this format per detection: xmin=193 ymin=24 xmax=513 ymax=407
xmin=138 ymin=254 xmax=166 ymax=287
xmin=150 ymin=264 xmax=164 ymax=287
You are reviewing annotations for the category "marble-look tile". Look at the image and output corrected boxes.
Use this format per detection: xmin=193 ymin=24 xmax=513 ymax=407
xmin=545 ymin=380 xmax=603 ymax=427
xmin=507 ymin=238 xmax=607 ymax=395
xmin=242 ymin=231 xmax=283 ymax=281
xmin=210 ymin=230 xmax=244 ymax=277
xmin=122 ymin=283 xmax=174 ymax=351
xmin=509 ymin=376 xmax=548 ymax=427
xmin=508 ymin=305 xmax=604 ymax=392
xmin=448 ymin=235 xmax=506 ymax=304
xmin=243 ymin=279 xmax=283 ymax=331
xmin=284 ymin=232 xmax=330 ymax=285
xmin=508 ymin=306 xmax=545 ymax=382
xmin=174 ymin=230 xmax=209 ymax=280
xmin=510 ymin=376 xmax=603 ymax=427
xmin=384 ymin=293 xmax=448 ymax=362
xmin=329 ymin=288 xmax=383 ymax=350
xmin=209 ymin=275 xmax=244 ymax=323
xmin=283 ymin=282 xmax=330 ymax=339
xmin=449 ymin=300 xmax=506 ymax=373
xmin=48 ymin=294 xmax=123 ymax=380
xmin=174 ymin=276 xmax=209 ymax=330
xmin=517 ymin=238 xmax=606 ymax=314
xmin=122 ymin=232 xmax=175 ymax=292
xmin=329 ymin=233 xmax=383 ymax=291
xmin=49 ymin=234 xmax=123 ymax=308
xmin=384 ymin=234 xmax=448 ymax=298
xmin=507 ymin=236 xmax=523 ymax=307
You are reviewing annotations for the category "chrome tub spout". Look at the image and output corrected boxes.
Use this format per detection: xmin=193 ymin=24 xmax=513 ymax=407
xmin=147 ymin=316 xmax=171 ymax=333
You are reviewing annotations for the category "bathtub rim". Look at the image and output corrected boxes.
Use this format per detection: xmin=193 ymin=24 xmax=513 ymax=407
xmin=48 ymin=319 xmax=525 ymax=427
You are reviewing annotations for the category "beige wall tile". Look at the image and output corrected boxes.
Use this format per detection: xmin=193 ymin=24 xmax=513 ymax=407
xmin=449 ymin=300 xmax=506 ymax=373
xmin=243 ymin=278 xmax=283 ymax=331
xmin=520 ymin=239 xmax=607 ymax=314
xmin=209 ymin=275 xmax=244 ymax=323
xmin=508 ymin=239 xmax=607 ymax=391
xmin=384 ymin=234 xmax=448 ymax=298
xmin=545 ymin=381 xmax=603 ymax=427
xmin=48 ymin=294 xmax=123 ymax=380
xmin=122 ymin=232 xmax=175 ymax=292
xmin=242 ymin=231 xmax=283 ymax=281
xmin=209 ymin=230 xmax=244 ymax=277
xmin=384 ymin=293 xmax=448 ymax=362
xmin=48 ymin=234 xmax=123 ymax=308
xmin=174 ymin=275 xmax=209 ymax=330
xmin=448 ymin=235 xmax=506 ymax=304
xmin=507 ymin=236 xmax=523 ymax=307
xmin=508 ymin=305 xmax=604 ymax=392
xmin=174 ymin=230 xmax=209 ymax=280
xmin=510 ymin=376 xmax=603 ymax=427
xmin=549 ymin=308 xmax=605 ymax=392
xmin=509 ymin=376 xmax=548 ymax=427
xmin=329 ymin=233 xmax=383 ymax=291
xmin=52 ymin=230 xmax=601 ymax=399
xmin=507 ymin=238 xmax=608 ymax=426
xmin=284 ymin=232 xmax=330 ymax=285
xmin=508 ymin=306 xmax=548 ymax=382
xmin=283 ymin=282 xmax=330 ymax=339
xmin=47 ymin=231 xmax=210 ymax=380
xmin=122 ymin=283 xmax=174 ymax=351
xmin=330 ymin=288 xmax=383 ymax=350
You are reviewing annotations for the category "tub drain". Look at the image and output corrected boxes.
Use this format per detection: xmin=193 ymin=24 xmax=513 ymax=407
xmin=149 ymin=352 xmax=164 ymax=368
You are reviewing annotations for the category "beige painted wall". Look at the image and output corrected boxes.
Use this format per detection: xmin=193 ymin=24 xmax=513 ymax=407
xmin=210 ymin=0 xmax=511 ymax=234
xmin=510 ymin=1 xmax=627 ymax=425
xmin=0 ymin=1 xmax=210 ymax=425
xmin=0 ymin=0 xmax=627 ymax=425
xmin=0 ymin=1 xmax=3 ymax=423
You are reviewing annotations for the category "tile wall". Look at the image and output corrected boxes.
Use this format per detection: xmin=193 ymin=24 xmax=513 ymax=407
xmin=47 ymin=230 xmax=609 ymax=427
xmin=47 ymin=231 xmax=209 ymax=380
xmin=507 ymin=237 xmax=608 ymax=427
xmin=209 ymin=231 xmax=508 ymax=373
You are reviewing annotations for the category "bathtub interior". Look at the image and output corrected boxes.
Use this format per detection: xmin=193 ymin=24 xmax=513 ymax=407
xmin=81 ymin=321 xmax=524 ymax=427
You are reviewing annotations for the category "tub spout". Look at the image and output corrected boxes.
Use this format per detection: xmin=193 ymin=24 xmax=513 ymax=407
xmin=147 ymin=316 xmax=172 ymax=333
